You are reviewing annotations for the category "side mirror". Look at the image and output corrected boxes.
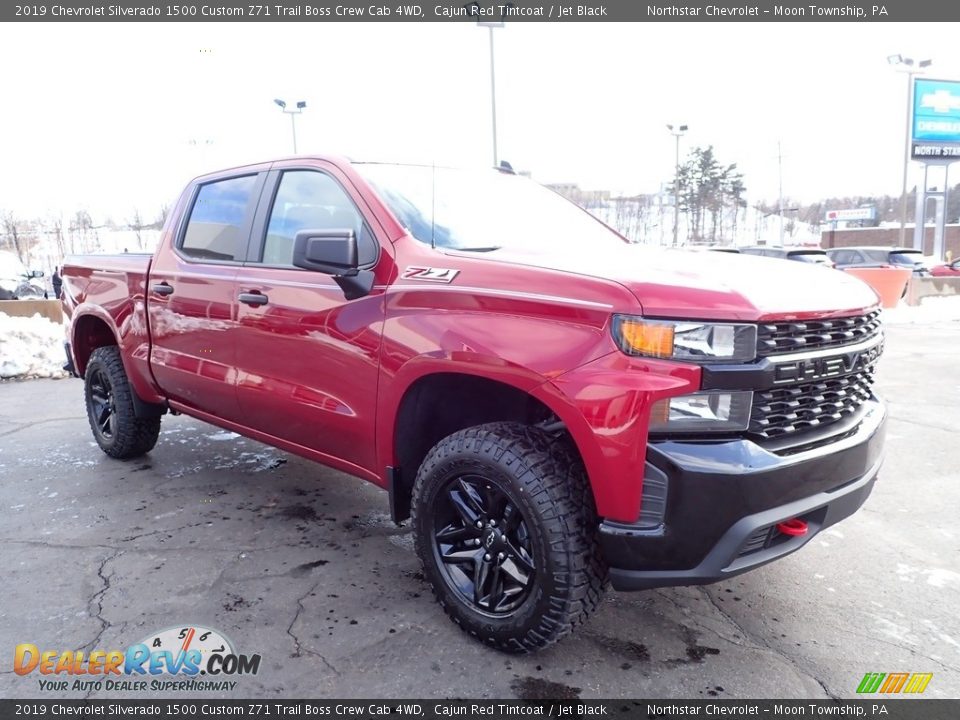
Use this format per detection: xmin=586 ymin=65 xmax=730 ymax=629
xmin=292 ymin=229 xmax=374 ymax=301
xmin=30 ymin=270 xmax=44 ymax=278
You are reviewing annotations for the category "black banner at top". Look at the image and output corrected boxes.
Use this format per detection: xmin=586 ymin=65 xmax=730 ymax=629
xmin=5 ymin=0 xmax=960 ymax=22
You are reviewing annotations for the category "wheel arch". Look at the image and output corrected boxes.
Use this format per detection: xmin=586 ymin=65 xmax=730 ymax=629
xmin=384 ymin=366 xmax=595 ymax=523
xmin=71 ymin=311 xmax=119 ymax=378
xmin=72 ymin=309 xmax=166 ymax=418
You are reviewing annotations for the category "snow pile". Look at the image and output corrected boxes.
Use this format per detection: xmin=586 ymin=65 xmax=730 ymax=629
xmin=0 ymin=312 xmax=68 ymax=380
xmin=883 ymin=296 xmax=960 ymax=325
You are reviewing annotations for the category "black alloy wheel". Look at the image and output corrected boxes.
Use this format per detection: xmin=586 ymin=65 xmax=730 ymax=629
xmin=433 ymin=474 xmax=537 ymax=615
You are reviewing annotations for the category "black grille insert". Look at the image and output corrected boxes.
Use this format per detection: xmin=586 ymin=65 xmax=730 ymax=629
xmin=757 ymin=310 xmax=881 ymax=357
xmin=750 ymin=368 xmax=876 ymax=440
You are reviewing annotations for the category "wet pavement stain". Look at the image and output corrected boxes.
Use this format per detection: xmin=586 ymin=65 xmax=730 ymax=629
xmin=584 ymin=632 xmax=651 ymax=663
xmin=281 ymin=504 xmax=318 ymax=521
xmin=511 ymin=676 xmax=581 ymax=700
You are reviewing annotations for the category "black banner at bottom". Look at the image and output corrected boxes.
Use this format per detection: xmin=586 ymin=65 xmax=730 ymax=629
xmin=0 ymin=700 xmax=957 ymax=720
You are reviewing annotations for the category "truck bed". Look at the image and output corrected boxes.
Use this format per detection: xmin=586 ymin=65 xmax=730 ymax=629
xmin=62 ymin=253 xmax=152 ymax=318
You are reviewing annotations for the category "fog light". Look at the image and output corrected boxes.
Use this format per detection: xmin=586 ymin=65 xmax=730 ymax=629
xmin=649 ymin=391 xmax=753 ymax=434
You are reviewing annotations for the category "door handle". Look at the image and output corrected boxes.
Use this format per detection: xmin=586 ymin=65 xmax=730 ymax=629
xmin=152 ymin=282 xmax=174 ymax=296
xmin=238 ymin=292 xmax=269 ymax=307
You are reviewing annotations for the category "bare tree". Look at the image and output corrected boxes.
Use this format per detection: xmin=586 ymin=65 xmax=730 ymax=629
xmin=152 ymin=203 xmax=171 ymax=231
xmin=69 ymin=210 xmax=95 ymax=254
xmin=1 ymin=211 xmax=28 ymax=262
xmin=129 ymin=208 xmax=146 ymax=250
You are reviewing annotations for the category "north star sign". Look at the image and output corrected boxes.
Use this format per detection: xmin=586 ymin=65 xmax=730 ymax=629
xmin=912 ymin=78 xmax=960 ymax=160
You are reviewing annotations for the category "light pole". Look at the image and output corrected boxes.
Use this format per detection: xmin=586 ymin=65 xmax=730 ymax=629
xmin=887 ymin=55 xmax=932 ymax=246
xmin=478 ymin=21 xmax=504 ymax=167
xmin=274 ymin=98 xmax=307 ymax=153
xmin=667 ymin=124 xmax=688 ymax=246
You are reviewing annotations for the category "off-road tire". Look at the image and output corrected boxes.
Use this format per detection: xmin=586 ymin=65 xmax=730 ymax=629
xmin=84 ymin=346 xmax=161 ymax=459
xmin=411 ymin=422 xmax=608 ymax=653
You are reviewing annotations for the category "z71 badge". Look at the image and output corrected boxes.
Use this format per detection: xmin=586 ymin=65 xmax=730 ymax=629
xmin=401 ymin=266 xmax=460 ymax=283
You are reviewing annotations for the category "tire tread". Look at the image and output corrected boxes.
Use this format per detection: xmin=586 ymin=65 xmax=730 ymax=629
xmin=411 ymin=422 xmax=608 ymax=653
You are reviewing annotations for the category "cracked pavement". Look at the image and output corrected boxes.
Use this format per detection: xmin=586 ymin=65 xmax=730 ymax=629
xmin=0 ymin=322 xmax=958 ymax=700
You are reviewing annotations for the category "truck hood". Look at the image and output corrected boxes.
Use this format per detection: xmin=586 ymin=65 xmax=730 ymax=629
xmin=476 ymin=244 xmax=880 ymax=321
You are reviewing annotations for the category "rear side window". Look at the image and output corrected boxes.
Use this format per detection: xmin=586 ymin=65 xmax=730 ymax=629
xmin=180 ymin=175 xmax=258 ymax=261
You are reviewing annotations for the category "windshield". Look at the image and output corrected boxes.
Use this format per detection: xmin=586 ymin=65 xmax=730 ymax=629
xmin=356 ymin=164 xmax=627 ymax=253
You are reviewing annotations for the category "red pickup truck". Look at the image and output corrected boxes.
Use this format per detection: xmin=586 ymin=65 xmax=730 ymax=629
xmin=63 ymin=157 xmax=886 ymax=652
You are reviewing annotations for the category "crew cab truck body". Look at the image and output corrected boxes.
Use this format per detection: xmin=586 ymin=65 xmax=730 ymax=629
xmin=63 ymin=157 xmax=886 ymax=652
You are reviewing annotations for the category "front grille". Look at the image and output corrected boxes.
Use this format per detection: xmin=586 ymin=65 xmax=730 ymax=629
xmin=757 ymin=310 xmax=881 ymax=357
xmin=750 ymin=367 xmax=876 ymax=439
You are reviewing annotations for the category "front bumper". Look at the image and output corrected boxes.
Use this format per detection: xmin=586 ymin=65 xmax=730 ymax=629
xmin=600 ymin=399 xmax=886 ymax=590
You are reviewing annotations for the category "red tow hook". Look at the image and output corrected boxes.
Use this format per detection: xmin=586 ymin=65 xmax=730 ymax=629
xmin=776 ymin=518 xmax=809 ymax=537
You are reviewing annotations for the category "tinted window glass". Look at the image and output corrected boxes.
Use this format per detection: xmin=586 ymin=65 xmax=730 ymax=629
xmin=890 ymin=252 xmax=921 ymax=266
xmin=262 ymin=170 xmax=375 ymax=267
xmin=789 ymin=252 xmax=829 ymax=264
xmin=181 ymin=175 xmax=257 ymax=261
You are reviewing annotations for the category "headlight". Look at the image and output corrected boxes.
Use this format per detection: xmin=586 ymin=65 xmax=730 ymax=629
xmin=649 ymin=391 xmax=753 ymax=434
xmin=612 ymin=315 xmax=757 ymax=363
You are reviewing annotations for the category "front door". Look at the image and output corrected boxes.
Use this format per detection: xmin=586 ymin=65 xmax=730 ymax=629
xmin=232 ymin=163 xmax=389 ymax=475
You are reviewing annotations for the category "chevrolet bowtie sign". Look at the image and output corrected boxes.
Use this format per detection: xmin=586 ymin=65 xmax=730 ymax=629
xmin=912 ymin=78 xmax=960 ymax=160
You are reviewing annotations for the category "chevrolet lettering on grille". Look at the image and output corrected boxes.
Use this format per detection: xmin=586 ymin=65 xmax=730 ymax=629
xmin=772 ymin=339 xmax=884 ymax=386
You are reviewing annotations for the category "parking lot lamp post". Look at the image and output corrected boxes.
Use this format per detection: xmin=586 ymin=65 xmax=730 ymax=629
xmin=478 ymin=21 xmax=504 ymax=167
xmin=274 ymin=99 xmax=307 ymax=153
xmin=667 ymin=124 xmax=688 ymax=246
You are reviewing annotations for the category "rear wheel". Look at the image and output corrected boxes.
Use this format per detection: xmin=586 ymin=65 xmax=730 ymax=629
xmin=84 ymin=346 xmax=161 ymax=459
xmin=411 ymin=422 xmax=607 ymax=653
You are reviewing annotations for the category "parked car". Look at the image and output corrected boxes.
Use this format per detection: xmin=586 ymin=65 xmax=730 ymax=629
xmin=930 ymin=258 xmax=960 ymax=277
xmin=0 ymin=251 xmax=47 ymax=299
xmin=62 ymin=157 xmax=886 ymax=653
xmin=739 ymin=246 xmax=835 ymax=267
xmin=826 ymin=246 xmax=929 ymax=276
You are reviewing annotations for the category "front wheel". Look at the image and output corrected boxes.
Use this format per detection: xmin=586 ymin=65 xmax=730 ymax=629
xmin=84 ymin=346 xmax=161 ymax=459
xmin=411 ymin=422 xmax=608 ymax=653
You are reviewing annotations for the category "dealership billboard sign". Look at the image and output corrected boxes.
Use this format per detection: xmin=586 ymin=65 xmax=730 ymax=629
xmin=824 ymin=208 xmax=876 ymax=222
xmin=912 ymin=78 xmax=960 ymax=160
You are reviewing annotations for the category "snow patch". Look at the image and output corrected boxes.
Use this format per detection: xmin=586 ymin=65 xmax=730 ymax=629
xmin=207 ymin=431 xmax=240 ymax=441
xmin=883 ymin=296 xmax=960 ymax=324
xmin=0 ymin=312 xmax=68 ymax=379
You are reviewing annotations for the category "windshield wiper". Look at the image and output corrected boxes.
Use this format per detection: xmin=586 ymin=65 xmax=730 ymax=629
xmin=454 ymin=246 xmax=502 ymax=252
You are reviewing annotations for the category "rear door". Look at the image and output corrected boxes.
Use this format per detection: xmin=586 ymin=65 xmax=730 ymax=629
xmin=148 ymin=171 xmax=267 ymax=421
xmin=231 ymin=161 xmax=390 ymax=474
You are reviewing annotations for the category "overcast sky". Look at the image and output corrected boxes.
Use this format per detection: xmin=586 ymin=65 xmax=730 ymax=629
xmin=1 ymin=21 xmax=958 ymax=220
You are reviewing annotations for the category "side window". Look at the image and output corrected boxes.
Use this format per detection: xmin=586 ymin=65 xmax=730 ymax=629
xmin=180 ymin=175 xmax=257 ymax=261
xmin=833 ymin=250 xmax=852 ymax=265
xmin=261 ymin=170 xmax=377 ymax=267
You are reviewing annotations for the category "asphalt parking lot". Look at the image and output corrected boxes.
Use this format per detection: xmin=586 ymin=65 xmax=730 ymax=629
xmin=0 ymin=321 xmax=958 ymax=701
